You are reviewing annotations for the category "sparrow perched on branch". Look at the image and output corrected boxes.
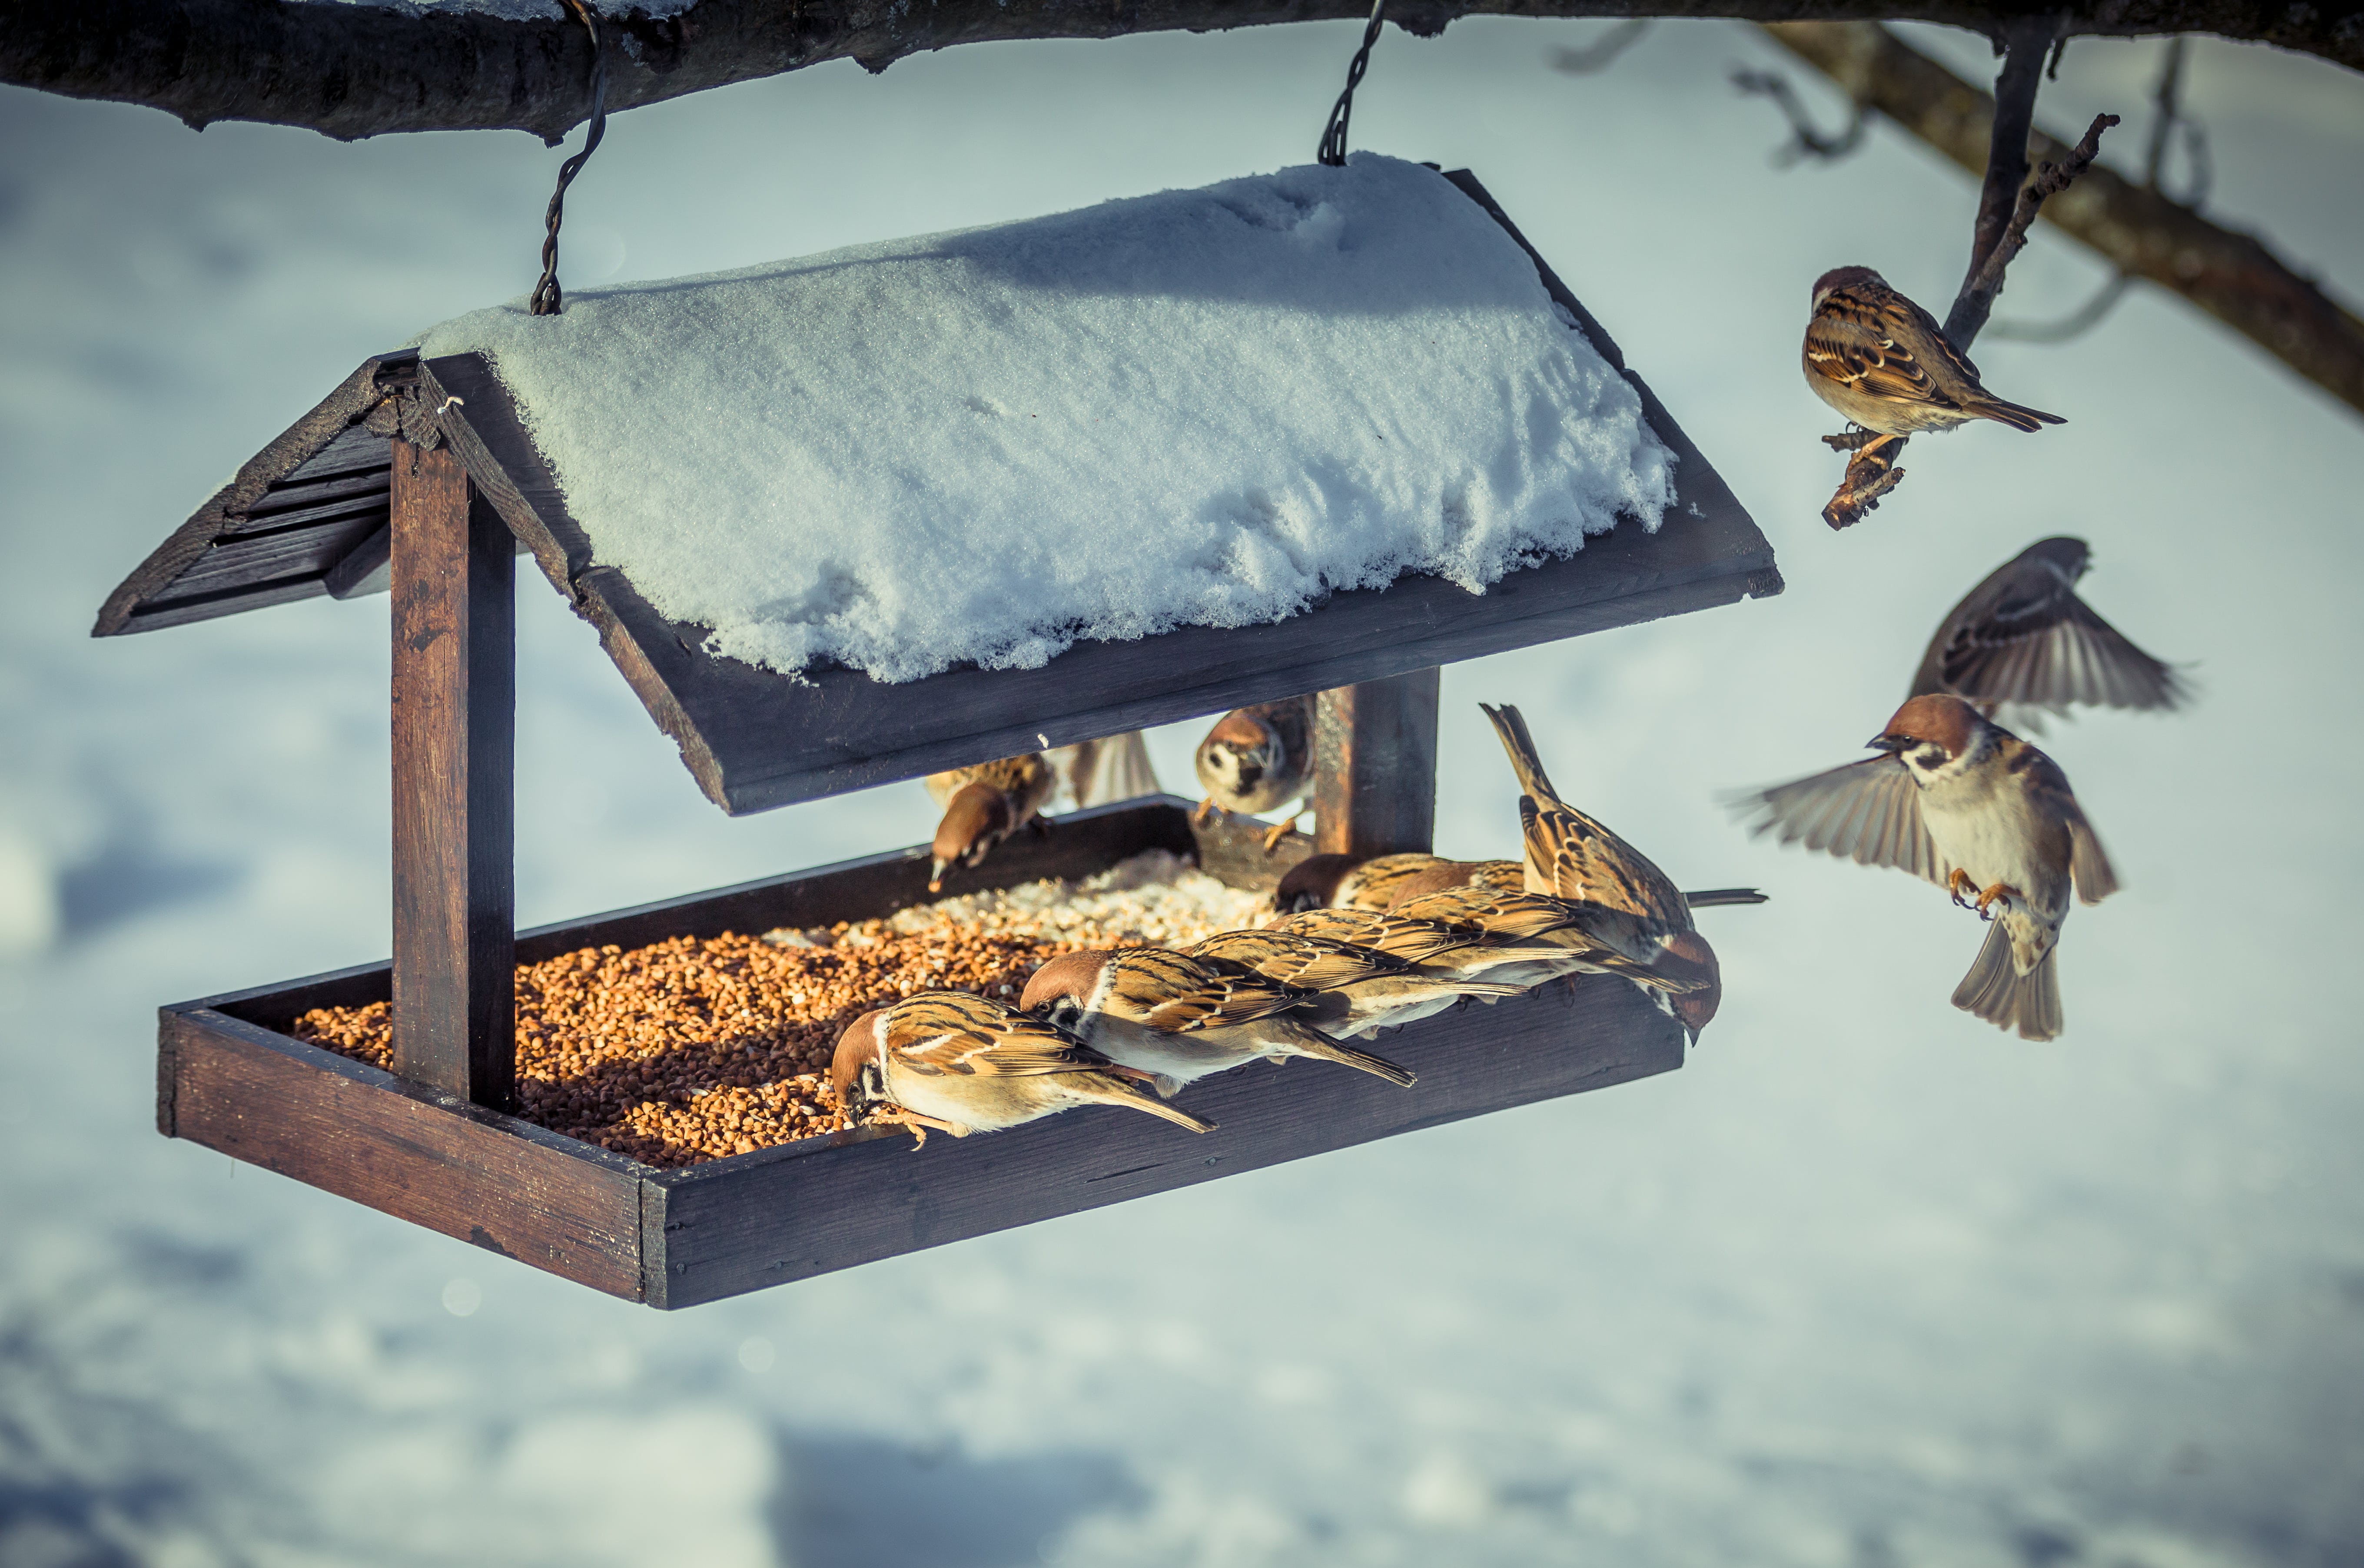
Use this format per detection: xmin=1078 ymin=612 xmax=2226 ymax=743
xmin=1194 ymin=696 xmax=1315 ymax=853
xmin=1804 ymin=266 xmax=2063 ymax=464
xmin=1189 ymin=927 xmax=1522 ymax=1038
xmin=831 ymin=991 xmax=1213 ymax=1147
xmin=1021 ymin=948 xmax=1415 ymax=1091
xmin=1737 ymin=693 xmax=2116 ymax=1041
xmin=924 ymin=753 xmax=1056 ymax=892
xmin=1912 ymin=537 xmax=2190 ymax=725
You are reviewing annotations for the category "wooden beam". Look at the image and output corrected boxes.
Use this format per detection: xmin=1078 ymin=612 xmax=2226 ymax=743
xmin=1313 ymin=668 xmax=1439 ymax=858
xmin=390 ymin=437 xmax=515 ymax=1110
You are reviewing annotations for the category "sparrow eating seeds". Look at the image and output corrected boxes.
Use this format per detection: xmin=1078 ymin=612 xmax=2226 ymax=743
xmin=1021 ymin=947 xmax=1415 ymax=1091
xmin=925 ymin=753 xmax=1056 ymax=892
xmin=831 ymin=991 xmax=1214 ymax=1146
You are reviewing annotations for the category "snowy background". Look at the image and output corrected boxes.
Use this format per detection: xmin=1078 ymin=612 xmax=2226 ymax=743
xmin=4 ymin=17 xmax=2361 ymax=1567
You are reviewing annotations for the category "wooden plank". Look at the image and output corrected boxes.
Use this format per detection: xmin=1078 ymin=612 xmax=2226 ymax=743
xmin=646 ymin=970 xmax=1683 ymax=1308
xmin=325 ymin=523 xmax=392 ymax=600
xmin=122 ymin=573 xmax=335 ymax=632
xmin=1315 ymin=668 xmax=1439 ymax=858
xmin=391 ymin=439 xmax=516 ymax=1110
xmin=92 ymin=350 xmax=416 ymax=636
xmin=155 ymin=514 xmax=384 ymax=593
xmin=162 ymin=1007 xmax=645 ymax=1299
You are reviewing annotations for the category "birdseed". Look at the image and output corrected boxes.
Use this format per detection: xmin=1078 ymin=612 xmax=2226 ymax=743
xmin=291 ymin=852 xmax=1265 ymax=1168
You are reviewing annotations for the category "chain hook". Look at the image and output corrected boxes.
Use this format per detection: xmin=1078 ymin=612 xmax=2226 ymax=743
xmin=528 ymin=0 xmax=609 ymax=317
xmin=1317 ymin=0 xmax=1387 ymax=167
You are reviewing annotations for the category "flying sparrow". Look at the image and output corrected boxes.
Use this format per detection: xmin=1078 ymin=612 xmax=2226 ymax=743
xmin=1194 ymin=696 xmax=1315 ymax=853
xmin=1804 ymin=266 xmax=2064 ymax=465
xmin=1021 ymin=947 xmax=1415 ymax=1091
xmin=924 ymin=753 xmax=1056 ymax=892
xmin=830 ymin=991 xmax=1214 ymax=1147
xmin=1189 ymin=926 xmax=1522 ymax=1038
xmin=1912 ymin=536 xmax=2190 ymax=725
xmin=1738 ymin=693 xmax=2117 ymax=1041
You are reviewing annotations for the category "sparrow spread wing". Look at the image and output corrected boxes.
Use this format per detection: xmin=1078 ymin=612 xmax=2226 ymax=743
xmin=1110 ymin=949 xmax=1308 ymax=1032
xmin=2003 ymin=743 xmax=2122 ymax=905
xmin=1804 ymin=288 xmax=1979 ymax=412
xmin=1739 ymin=755 xmax=1951 ymax=887
xmin=886 ymin=993 xmax=1111 ymax=1078
xmin=1926 ymin=584 xmax=2186 ymax=714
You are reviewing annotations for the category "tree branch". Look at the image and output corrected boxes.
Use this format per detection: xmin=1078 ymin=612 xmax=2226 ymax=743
xmin=1946 ymin=109 xmax=2118 ymax=346
xmin=1946 ymin=13 xmax=2054 ymax=344
xmin=3 ymin=0 xmax=2359 ymax=144
xmin=1763 ymin=20 xmax=2364 ymax=421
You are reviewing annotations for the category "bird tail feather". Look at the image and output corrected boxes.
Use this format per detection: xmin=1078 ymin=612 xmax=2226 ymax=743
xmin=1951 ymin=924 xmax=2064 ymax=1041
xmin=1088 ymin=1074 xmax=1216 ymax=1132
xmin=1278 ymin=1021 xmax=1417 ymax=1087
xmin=1973 ymin=398 xmax=2065 ymax=433
xmin=1480 ymin=703 xmax=1560 ymax=803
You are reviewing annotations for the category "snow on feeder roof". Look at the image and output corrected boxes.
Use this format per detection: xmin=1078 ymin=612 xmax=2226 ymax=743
xmin=96 ymin=162 xmax=1779 ymax=814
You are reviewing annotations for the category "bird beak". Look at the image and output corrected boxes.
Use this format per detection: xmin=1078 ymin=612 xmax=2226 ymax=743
xmin=1866 ymin=733 xmax=1909 ymax=754
xmin=928 ymin=858 xmax=949 ymax=892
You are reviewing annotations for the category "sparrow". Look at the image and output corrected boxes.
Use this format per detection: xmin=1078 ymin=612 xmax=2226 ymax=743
xmin=1482 ymin=702 xmax=1724 ymax=1034
xmin=1911 ymin=537 xmax=2190 ymax=724
xmin=1193 ymin=696 xmax=1315 ymax=853
xmin=1805 ymin=266 xmax=2064 ymax=464
xmin=1738 ymin=693 xmax=2117 ymax=1041
xmin=1273 ymin=905 xmax=1574 ymax=985
xmin=1391 ymin=885 xmax=1718 ymax=1036
xmin=924 ymin=753 xmax=1056 ymax=891
xmin=830 ymin=991 xmax=1214 ymax=1147
xmin=1189 ymin=926 xmax=1522 ymax=1038
xmin=1273 ymin=852 xmax=1523 ymax=914
xmin=1045 ymin=729 xmax=1163 ymax=809
xmin=1278 ymin=851 xmax=1765 ymax=914
xmin=1020 ymin=947 xmax=1415 ymax=1091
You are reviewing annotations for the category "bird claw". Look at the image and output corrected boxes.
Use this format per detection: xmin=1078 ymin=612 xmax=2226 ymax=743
xmin=1258 ymin=817 xmax=1300 ymax=855
xmin=871 ymin=1106 xmax=959 ymax=1150
xmin=1192 ymin=797 xmax=1217 ymax=826
xmin=1974 ymin=881 xmax=2019 ymax=920
xmin=1946 ymin=868 xmax=1978 ymax=910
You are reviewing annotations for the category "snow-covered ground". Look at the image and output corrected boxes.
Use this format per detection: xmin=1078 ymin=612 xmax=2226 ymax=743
xmin=3 ymin=19 xmax=2361 ymax=1567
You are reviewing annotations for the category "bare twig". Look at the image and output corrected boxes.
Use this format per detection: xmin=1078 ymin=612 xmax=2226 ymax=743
xmin=1944 ymin=16 xmax=2062 ymax=346
xmin=1948 ymin=109 xmax=2120 ymax=347
xmin=1551 ymin=19 xmax=1653 ymax=74
xmin=1731 ymin=67 xmax=1868 ymax=162
xmin=1763 ymin=22 xmax=2364 ymax=419
xmin=1989 ymin=36 xmax=2198 ymax=344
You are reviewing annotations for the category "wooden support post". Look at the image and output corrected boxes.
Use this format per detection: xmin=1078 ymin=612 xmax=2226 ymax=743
xmin=391 ymin=437 xmax=516 ymax=1110
xmin=1313 ymin=668 xmax=1439 ymax=858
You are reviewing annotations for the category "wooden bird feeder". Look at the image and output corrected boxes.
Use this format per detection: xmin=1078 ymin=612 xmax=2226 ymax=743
xmin=101 ymin=167 xmax=1780 ymax=1307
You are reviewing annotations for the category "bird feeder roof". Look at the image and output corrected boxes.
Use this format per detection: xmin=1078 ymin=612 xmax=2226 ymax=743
xmin=96 ymin=160 xmax=1779 ymax=814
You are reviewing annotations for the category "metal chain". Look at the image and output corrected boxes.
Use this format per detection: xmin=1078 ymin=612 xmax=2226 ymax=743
xmin=1316 ymin=0 xmax=1387 ymax=167
xmin=528 ymin=0 xmax=610 ymax=317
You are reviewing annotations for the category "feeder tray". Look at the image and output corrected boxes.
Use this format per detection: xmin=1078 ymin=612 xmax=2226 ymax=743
xmin=103 ymin=167 xmax=1780 ymax=1306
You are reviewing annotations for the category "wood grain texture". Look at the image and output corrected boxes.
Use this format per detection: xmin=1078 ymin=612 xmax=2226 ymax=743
xmin=1315 ymin=669 xmax=1440 ymax=858
xmin=162 ymin=1007 xmax=645 ymax=1299
xmin=647 ymin=970 xmax=1683 ymax=1308
xmin=390 ymin=439 xmax=515 ymax=1110
xmin=422 ymin=172 xmax=1778 ymax=816
xmin=92 ymin=353 xmax=411 ymax=636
